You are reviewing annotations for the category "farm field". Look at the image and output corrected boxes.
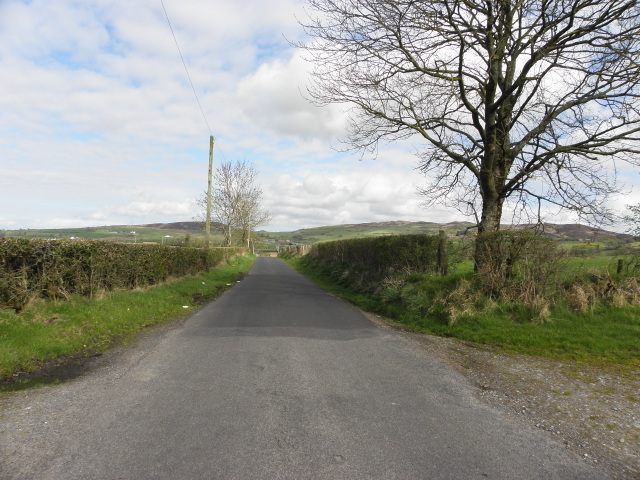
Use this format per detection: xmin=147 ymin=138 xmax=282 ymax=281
xmin=0 ymin=222 xmax=211 ymax=245
xmin=3 ymin=219 xmax=632 ymax=250
xmin=261 ymin=220 xmax=633 ymax=245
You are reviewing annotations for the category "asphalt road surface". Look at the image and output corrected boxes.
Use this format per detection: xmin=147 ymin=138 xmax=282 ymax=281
xmin=0 ymin=257 xmax=608 ymax=479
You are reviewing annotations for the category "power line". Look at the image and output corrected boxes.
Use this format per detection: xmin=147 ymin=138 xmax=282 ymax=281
xmin=214 ymin=142 xmax=229 ymax=161
xmin=160 ymin=0 xmax=212 ymax=136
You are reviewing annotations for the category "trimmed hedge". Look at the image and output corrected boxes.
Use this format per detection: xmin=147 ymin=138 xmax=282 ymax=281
xmin=308 ymin=234 xmax=451 ymax=277
xmin=0 ymin=238 xmax=246 ymax=310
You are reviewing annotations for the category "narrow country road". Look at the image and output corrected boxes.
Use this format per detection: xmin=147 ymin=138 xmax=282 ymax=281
xmin=0 ymin=257 xmax=608 ymax=479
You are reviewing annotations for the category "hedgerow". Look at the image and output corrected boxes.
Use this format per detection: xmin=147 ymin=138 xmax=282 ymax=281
xmin=0 ymin=238 xmax=245 ymax=310
xmin=283 ymin=234 xmax=468 ymax=294
xmin=309 ymin=234 xmax=461 ymax=276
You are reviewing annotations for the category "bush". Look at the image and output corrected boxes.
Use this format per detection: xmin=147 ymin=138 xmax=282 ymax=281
xmin=475 ymin=231 xmax=563 ymax=305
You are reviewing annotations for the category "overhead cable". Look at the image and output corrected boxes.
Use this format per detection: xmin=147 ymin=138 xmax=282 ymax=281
xmin=160 ymin=0 xmax=212 ymax=136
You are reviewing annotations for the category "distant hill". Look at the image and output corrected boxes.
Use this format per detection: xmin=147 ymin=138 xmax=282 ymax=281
xmin=258 ymin=221 xmax=633 ymax=244
xmin=508 ymin=223 xmax=632 ymax=242
xmin=1 ymin=220 xmax=632 ymax=245
xmin=0 ymin=222 xmax=210 ymax=244
xmin=143 ymin=221 xmax=207 ymax=232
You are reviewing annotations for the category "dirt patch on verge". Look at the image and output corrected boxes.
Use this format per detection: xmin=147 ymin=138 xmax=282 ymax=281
xmin=363 ymin=312 xmax=640 ymax=480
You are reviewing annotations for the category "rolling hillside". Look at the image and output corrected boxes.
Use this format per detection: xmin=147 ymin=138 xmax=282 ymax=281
xmin=0 ymin=222 xmax=209 ymax=245
xmin=258 ymin=221 xmax=633 ymax=245
xmin=1 ymin=220 xmax=632 ymax=246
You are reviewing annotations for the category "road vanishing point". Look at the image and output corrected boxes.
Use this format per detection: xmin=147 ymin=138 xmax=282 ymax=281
xmin=0 ymin=257 xmax=608 ymax=479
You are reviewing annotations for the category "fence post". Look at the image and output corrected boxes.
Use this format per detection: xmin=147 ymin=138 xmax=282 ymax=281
xmin=437 ymin=230 xmax=448 ymax=276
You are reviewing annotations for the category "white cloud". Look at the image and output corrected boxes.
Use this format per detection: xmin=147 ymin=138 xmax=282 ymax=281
xmin=258 ymin=156 xmax=468 ymax=231
xmin=80 ymin=197 xmax=197 ymax=222
xmin=0 ymin=0 xmax=636 ymax=233
xmin=236 ymin=53 xmax=348 ymax=141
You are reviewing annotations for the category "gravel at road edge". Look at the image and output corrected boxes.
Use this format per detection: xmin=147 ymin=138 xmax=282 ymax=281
xmin=363 ymin=312 xmax=639 ymax=480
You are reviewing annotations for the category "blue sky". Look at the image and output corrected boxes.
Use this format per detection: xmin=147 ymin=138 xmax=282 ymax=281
xmin=0 ymin=0 xmax=636 ymax=232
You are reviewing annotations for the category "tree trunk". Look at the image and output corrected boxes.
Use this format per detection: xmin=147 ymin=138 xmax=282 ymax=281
xmin=478 ymin=195 xmax=503 ymax=235
xmin=474 ymin=193 xmax=504 ymax=271
xmin=241 ymin=225 xmax=251 ymax=249
xmin=224 ymin=224 xmax=233 ymax=247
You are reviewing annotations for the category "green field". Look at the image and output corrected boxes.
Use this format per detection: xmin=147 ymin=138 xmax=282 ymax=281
xmin=2 ymin=220 xmax=470 ymax=247
xmin=260 ymin=221 xmax=473 ymax=244
xmin=0 ymin=223 xmax=222 ymax=246
xmin=2 ymin=220 xmax=633 ymax=251
xmin=261 ymin=221 xmax=633 ymax=245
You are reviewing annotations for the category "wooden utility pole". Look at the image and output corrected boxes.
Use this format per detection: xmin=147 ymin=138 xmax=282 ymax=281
xmin=205 ymin=135 xmax=214 ymax=247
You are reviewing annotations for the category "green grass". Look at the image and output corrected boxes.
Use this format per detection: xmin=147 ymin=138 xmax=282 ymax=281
xmin=0 ymin=255 xmax=256 ymax=379
xmin=454 ymin=251 xmax=635 ymax=279
xmin=0 ymin=225 xmax=222 ymax=245
xmin=285 ymin=256 xmax=640 ymax=366
xmin=261 ymin=221 xmax=468 ymax=244
xmin=422 ymin=305 xmax=640 ymax=363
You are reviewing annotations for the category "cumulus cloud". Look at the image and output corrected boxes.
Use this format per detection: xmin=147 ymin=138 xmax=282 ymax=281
xmin=114 ymin=198 xmax=196 ymax=218
xmin=258 ymin=159 xmax=467 ymax=231
xmin=236 ymin=53 xmax=348 ymax=141
xmin=0 ymin=0 xmax=635 ymax=232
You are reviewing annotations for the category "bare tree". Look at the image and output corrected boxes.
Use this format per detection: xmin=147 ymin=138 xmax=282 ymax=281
xmin=622 ymin=203 xmax=640 ymax=236
xmin=197 ymin=160 xmax=270 ymax=247
xmin=237 ymin=190 xmax=272 ymax=249
xmin=298 ymin=0 xmax=640 ymax=257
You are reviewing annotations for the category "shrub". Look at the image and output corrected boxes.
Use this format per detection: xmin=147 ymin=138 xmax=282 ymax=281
xmin=475 ymin=231 xmax=563 ymax=304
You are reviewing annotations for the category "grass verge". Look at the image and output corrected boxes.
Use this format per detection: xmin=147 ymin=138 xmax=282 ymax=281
xmin=285 ymin=255 xmax=640 ymax=367
xmin=0 ymin=255 xmax=256 ymax=380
